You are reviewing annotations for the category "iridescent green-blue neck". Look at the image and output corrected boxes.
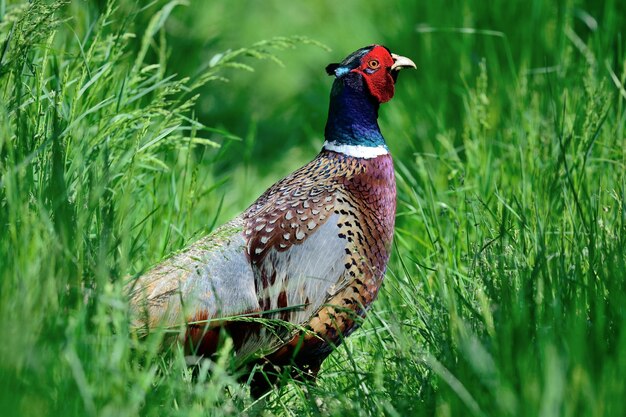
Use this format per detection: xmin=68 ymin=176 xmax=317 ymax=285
xmin=324 ymin=73 xmax=387 ymax=149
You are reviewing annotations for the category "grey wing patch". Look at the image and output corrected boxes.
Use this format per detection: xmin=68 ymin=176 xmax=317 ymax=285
xmin=129 ymin=217 xmax=259 ymax=330
xmin=255 ymin=213 xmax=347 ymax=324
xmin=232 ymin=213 xmax=348 ymax=360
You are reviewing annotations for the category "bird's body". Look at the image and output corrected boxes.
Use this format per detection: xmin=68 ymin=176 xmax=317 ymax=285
xmin=129 ymin=45 xmax=415 ymax=395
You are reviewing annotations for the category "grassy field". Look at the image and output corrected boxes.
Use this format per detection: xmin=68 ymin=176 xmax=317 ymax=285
xmin=1 ymin=0 xmax=625 ymax=416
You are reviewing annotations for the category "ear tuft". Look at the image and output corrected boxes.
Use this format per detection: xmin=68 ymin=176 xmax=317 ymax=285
xmin=325 ymin=63 xmax=340 ymax=76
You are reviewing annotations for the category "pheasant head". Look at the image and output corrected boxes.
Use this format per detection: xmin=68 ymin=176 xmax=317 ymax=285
xmin=323 ymin=45 xmax=416 ymax=156
xmin=326 ymin=45 xmax=416 ymax=103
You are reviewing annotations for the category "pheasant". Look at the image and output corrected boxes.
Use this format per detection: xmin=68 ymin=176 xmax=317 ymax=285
xmin=129 ymin=45 xmax=416 ymax=396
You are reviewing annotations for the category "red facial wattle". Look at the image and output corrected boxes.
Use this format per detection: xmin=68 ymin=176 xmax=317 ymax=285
xmin=351 ymin=45 xmax=396 ymax=103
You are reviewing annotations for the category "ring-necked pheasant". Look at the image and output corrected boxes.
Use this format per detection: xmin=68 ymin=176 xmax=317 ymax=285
xmin=129 ymin=45 xmax=415 ymax=396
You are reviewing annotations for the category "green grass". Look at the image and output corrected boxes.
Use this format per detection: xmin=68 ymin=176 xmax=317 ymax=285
xmin=1 ymin=0 xmax=625 ymax=416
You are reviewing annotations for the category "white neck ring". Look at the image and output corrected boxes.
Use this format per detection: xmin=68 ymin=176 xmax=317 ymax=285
xmin=322 ymin=141 xmax=389 ymax=159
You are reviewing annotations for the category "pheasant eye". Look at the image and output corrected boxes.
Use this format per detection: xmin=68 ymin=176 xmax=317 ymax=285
xmin=367 ymin=59 xmax=380 ymax=69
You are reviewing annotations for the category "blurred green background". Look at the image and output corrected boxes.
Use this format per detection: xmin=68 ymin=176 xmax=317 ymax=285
xmin=62 ymin=0 xmax=626 ymax=220
xmin=1 ymin=0 xmax=625 ymax=416
xmin=103 ymin=0 xmax=626 ymax=219
xmin=82 ymin=0 xmax=618 ymax=210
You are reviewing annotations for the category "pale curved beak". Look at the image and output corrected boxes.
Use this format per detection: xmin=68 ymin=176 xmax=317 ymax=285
xmin=391 ymin=53 xmax=417 ymax=71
